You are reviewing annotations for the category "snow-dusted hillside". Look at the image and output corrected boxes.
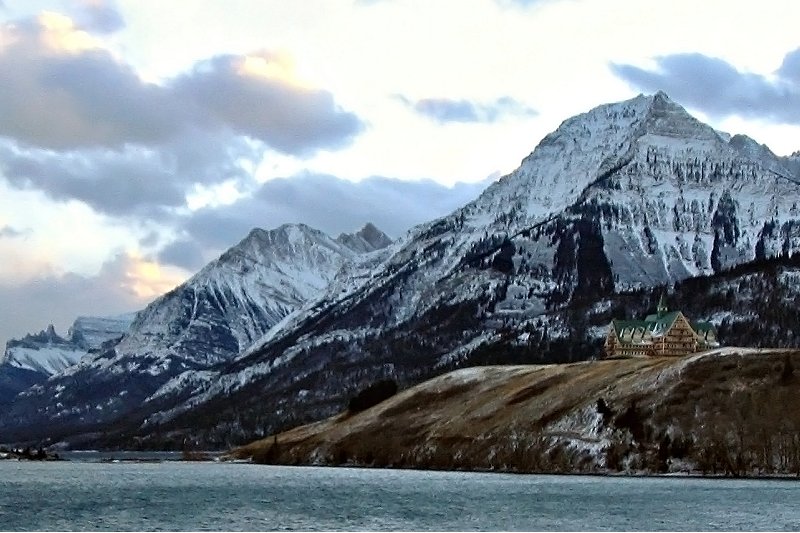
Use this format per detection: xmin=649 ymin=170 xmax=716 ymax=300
xmin=135 ymin=93 xmax=800 ymax=446
xmin=0 ymin=223 xmax=392 ymax=441
xmin=3 ymin=93 xmax=800 ymax=448
xmin=0 ymin=314 xmax=135 ymax=405
xmin=231 ymin=348 xmax=800 ymax=476
xmin=1 ymin=313 xmax=135 ymax=377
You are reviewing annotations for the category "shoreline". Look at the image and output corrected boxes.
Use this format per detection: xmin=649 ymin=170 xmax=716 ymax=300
xmin=5 ymin=447 xmax=800 ymax=481
xmin=235 ymin=459 xmax=800 ymax=481
xmin=7 ymin=450 xmax=800 ymax=481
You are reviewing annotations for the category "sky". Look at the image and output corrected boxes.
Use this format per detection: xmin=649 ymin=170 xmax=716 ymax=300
xmin=1 ymin=0 xmax=799 ymax=347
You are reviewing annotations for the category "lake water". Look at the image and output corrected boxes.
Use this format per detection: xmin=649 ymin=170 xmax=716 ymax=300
xmin=1 ymin=459 xmax=799 ymax=531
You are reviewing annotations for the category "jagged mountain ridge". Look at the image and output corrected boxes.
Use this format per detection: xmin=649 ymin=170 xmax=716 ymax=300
xmin=2 ymin=314 xmax=137 ymax=376
xmin=0 ymin=314 xmax=135 ymax=405
xmin=130 ymin=92 xmax=800 ymax=447
xmin=0 ymin=222 xmax=392 ymax=442
xmin=68 ymin=314 xmax=138 ymax=351
xmin=3 ymin=93 xmax=800 ymax=448
xmin=2 ymin=325 xmax=86 ymax=376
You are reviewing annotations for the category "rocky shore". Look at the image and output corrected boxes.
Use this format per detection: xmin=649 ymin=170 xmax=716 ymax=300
xmin=0 ymin=446 xmax=62 ymax=461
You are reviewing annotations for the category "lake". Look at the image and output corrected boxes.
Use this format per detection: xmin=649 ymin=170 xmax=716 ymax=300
xmin=1 ymin=459 xmax=799 ymax=531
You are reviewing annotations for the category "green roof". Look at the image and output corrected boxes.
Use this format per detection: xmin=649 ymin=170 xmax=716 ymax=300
xmin=643 ymin=310 xmax=680 ymax=324
xmin=611 ymin=310 xmax=717 ymax=338
xmin=613 ymin=311 xmax=679 ymax=335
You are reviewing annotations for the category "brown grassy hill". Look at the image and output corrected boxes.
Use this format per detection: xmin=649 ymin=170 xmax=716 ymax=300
xmin=230 ymin=348 xmax=800 ymax=476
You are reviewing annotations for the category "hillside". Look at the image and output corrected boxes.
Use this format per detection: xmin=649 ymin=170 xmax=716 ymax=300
xmin=0 ymin=223 xmax=391 ymax=443
xmin=232 ymin=348 xmax=800 ymax=477
xmin=132 ymin=92 xmax=800 ymax=449
xmin=4 ymin=92 xmax=800 ymax=449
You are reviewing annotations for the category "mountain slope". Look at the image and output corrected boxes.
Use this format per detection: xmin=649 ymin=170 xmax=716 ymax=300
xmin=2 ymin=325 xmax=87 ymax=376
xmin=4 ymin=93 xmax=800 ymax=448
xmin=0 ymin=315 xmax=135 ymax=405
xmin=231 ymin=348 xmax=800 ymax=476
xmin=131 ymin=93 xmax=800 ymax=447
xmin=0 ymin=223 xmax=392 ymax=443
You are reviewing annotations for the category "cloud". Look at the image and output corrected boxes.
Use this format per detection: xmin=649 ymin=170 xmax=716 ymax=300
xmin=0 ymin=131 xmax=260 ymax=217
xmin=494 ymin=0 xmax=549 ymax=8
xmin=0 ymin=225 xmax=28 ymax=238
xmin=398 ymin=95 xmax=537 ymax=124
xmin=156 ymin=239 xmax=206 ymax=272
xmin=611 ymin=48 xmax=800 ymax=125
xmin=0 ymin=13 xmax=363 ymax=218
xmin=73 ymin=0 xmax=125 ymax=34
xmin=778 ymin=49 xmax=800 ymax=84
xmin=0 ymin=253 xmax=181 ymax=349
xmin=158 ymin=172 xmax=495 ymax=270
xmin=0 ymin=14 xmax=362 ymax=153
xmin=174 ymin=54 xmax=363 ymax=155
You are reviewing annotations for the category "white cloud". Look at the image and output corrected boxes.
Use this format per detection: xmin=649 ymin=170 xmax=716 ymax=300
xmin=0 ymin=252 xmax=186 ymax=349
xmin=2 ymin=0 xmax=800 ymax=346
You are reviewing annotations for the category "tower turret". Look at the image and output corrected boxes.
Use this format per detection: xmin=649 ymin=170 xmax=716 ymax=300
xmin=656 ymin=294 xmax=668 ymax=318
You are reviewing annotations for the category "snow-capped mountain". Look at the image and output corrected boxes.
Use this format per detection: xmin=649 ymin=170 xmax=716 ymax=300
xmin=133 ymin=92 xmax=800 ymax=446
xmin=3 ymin=325 xmax=87 ymax=376
xmin=335 ymin=222 xmax=394 ymax=253
xmin=3 ymin=93 xmax=800 ymax=448
xmin=0 ymin=222 xmax=392 ymax=442
xmin=1 ymin=314 xmax=135 ymax=377
xmin=783 ymin=150 xmax=800 ymax=178
xmin=0 ymin=314 xmax=135 ymax=405
xmin=68 ymin=314 xmax=138 ymax=351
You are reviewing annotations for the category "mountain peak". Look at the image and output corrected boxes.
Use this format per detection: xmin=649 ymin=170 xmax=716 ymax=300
xmin=356 ymin=223 xmax=393 ymax=249
xmin=640 ymin=92 xmax=719 ymax=141
xmin=336 ymin=223 xmax=393 ymax=253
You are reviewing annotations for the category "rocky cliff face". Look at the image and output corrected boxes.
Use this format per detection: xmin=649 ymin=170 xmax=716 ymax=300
xmin=2 ymin=325 xmax=86 ymax=376
xmin=0 ymin=223 xmax=392 ymax=443
xmin=0 ymin=315 xmax=135 ymax=405
xmin=129 ymin=93 xmax=800 ymax=448
xmin=3 ymin=93 xmax=800 ymax=449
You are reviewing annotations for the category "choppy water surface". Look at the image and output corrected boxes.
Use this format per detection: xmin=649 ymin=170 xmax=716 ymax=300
xmin=1 ymin=460 xmax=799 ymax=531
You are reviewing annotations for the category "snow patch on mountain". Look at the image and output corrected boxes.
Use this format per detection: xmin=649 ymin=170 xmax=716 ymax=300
xmin=145 ymin=92 xmax=800 ymax=442
xmin=1 ymin=313 xmax=136 ymax=377
xmin=0 ymin=222 xmax=394 ymax=438
xmin=69 ymin=313 xmax=137 ymax=350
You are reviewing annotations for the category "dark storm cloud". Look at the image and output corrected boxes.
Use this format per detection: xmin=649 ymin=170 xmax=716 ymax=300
xmin=611 ymin=49 xmax=800 ymax=125
xmin=157 ymin=173 xmax=495 ymax=270
xmin=398 ymin=96 xmax=537 ymax=124
xmin=0 ymin=16 xmax=362 ymax=153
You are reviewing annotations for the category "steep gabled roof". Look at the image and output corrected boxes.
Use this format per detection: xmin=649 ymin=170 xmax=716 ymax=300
xmin=613 ymin=311 xmax=680 ymax=337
